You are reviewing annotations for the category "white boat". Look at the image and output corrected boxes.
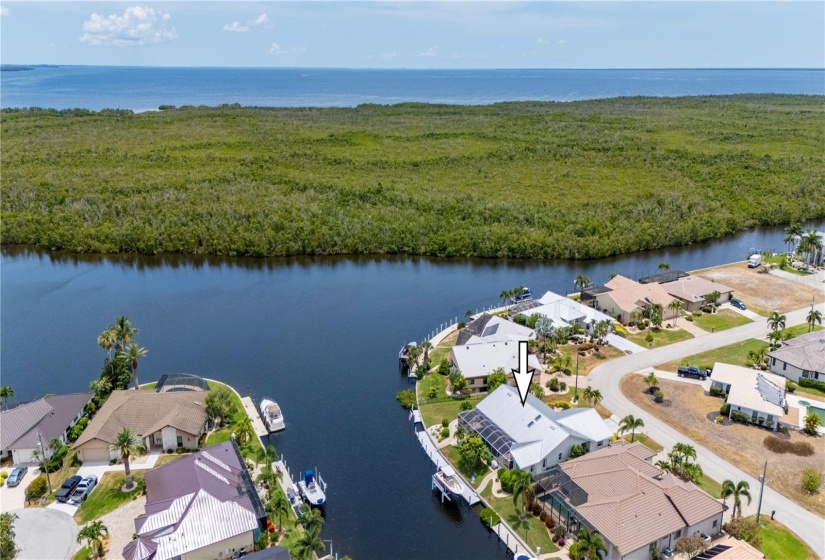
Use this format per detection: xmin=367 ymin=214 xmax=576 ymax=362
xmin=399 ymin=341 xmax=417 ymax=363
xmin=260 ymin=398 xmax=285 ymax=433
xmin=297 ymin=469 xmax=327 ymax=506
xmin=433 ymin=465 xmax=464 ymax=497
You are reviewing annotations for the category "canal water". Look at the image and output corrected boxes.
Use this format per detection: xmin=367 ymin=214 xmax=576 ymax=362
xmin=0 ymin=223 xmax=819 ymax=559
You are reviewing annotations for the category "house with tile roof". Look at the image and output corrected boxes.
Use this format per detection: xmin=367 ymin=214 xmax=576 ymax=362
xmin=0 ymin=393 xmax=91 ymax=465
xmin=73 ymin=390 xmax=209 ymax=462
xmin=539 ymin=441 xmax=724 ymax=560
xmin=711 ymin=363 xmax=797 ymax=431
xmin=594 ymin=275 xmax=678 ymax=324
xmin=450 ymin=341 xmax=544 ymax=393
xmin=768 ymin=330 xmax=825 ymax=383
xmin=458 ymin=385 xmax=611 ymax=476
xmin=659 ymin=276 xmax=734 ymax=312
xmin=126 ymin=440 xmax=267 ymax=560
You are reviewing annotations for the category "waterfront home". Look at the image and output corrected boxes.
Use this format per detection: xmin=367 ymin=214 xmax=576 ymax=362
xmin=711 ymin=363 xmax=796 ymax=431
xmin=450 ymin=341 xmax=543 ymax=393
xmin=593 ymin=275 xmax=677 ymax=324
xmin=458 ymin=385 xmax=611 ymax=475
xmin=657 ymin=276 xmax=734 ymax=312
xmin=519 ymin=291 xmax=614 ymax=332
xmin=0 ymin=393 xmax=91 ymax=465
xmin=457 ymin=314 xmax=536 ymax=346
xmin=768 ymin=330 xmax=825 ymax=382
xmin=539 ymin=441 xmax=724 ymax=560
xmin=73 ymin=390 xmax=209 ymax=462
xmin=125 ymin=440 xmax=267 ymax=560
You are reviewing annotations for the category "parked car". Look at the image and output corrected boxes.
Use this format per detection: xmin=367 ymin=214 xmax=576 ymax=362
xmin=731 ymin=298 xmax=747 ymax=310
xmin=677 ymin=366 xmax=707 ymax=380
xmin=6 ymin=466 xmax=28 ymax=487
xmin=69 ymin=475 xmax=98 ymax=504
xmin=56 ymin=475 xmax=83 ymax=503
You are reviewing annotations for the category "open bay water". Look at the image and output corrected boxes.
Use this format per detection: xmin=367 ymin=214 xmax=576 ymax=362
xmin=1 ymin=67 xmax=824 ymax=111
xmin=2 ymin=222 xmax=822 ymax=559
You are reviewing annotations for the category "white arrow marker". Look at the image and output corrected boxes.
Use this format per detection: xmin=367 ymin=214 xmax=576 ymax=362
xmin=512 ymin=340 xmax=535 ymax=407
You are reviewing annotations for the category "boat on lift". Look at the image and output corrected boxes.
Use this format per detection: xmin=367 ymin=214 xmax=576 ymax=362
xmin=433 ymin=465 xmax=464 ymax=498
xmin=259 ymin=398 xmax=285 ymax=433
xmin=297 ymin=469 xmax=327 ymax=506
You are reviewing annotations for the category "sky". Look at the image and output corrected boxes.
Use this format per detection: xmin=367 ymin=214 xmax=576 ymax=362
xmin=1 ymin=1 xmax=823 ymax=69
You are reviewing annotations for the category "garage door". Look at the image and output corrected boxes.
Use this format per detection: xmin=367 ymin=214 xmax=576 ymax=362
xmin=80 ymin=446 xmax=110 ymax=462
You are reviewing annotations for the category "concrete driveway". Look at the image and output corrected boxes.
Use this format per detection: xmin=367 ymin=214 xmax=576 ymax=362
xmin=10 ymin=508 xmax=78 ymax=560
xmin=0 ymin=469 xmax=33 ymax=513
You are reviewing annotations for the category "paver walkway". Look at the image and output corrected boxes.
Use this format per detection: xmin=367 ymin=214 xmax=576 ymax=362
xmin=590 ymin=305 xmax=825 ymax=558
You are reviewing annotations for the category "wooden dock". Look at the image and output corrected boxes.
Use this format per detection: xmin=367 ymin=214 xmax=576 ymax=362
xmin=241 ymin=396 xmax=269 ymax=438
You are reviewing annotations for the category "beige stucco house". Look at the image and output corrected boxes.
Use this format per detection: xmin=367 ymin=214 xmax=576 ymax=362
xmin=73 ymin=390 xmax=209 ymax=462
xmin=594 ymin=275 xmax=677 ymax=324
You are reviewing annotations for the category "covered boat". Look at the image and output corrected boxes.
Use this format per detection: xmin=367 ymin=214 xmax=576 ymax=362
xmin=260 ymin=398 xmax=285 ymax=433
xmin=433 ymin=465 xmax=464 ymax=497
xmin=297 ymin=469 xmax=327 ymax=506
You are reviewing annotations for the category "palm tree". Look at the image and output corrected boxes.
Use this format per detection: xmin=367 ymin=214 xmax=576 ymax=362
xmin=574 ymin=275 xmax=590 ymax=293
xmin=255 ymin=444 xmax=279 ymax=469
xmin=113 ymin=316 xmax=139 ymax=353
xmin=682 ymin=462 xmax=704 ymax=484
xmin=798 ymin=230 xmax=823 ymax=266
xmin=272 ymin=491 xmax=290 ymax=531
xmin=583 ymin=388 xmax=603 ymax=406
xmin=785 ymin=223 xmax=802 ymax=254
xmin=643 ymin=371 xmax=659 ymax=394
xmin=76 ymin=521 xmax=109 ymax=559
xmin=629 ymin=309 xmax=644 ymax=327
xmin=535 ymin=315 xmax=555 ymax=359
xmin=511 ymin=470 xmax=535 ymax=514
xmin=655 ymin=460 xmax=672 ymax=473
xmin=293 ymin=525 xmax=324 ymax=560
xmin=619 ymin=414 xmax=644 ymax=442
xmin=118 ymin=343 xmax=148 ymax=390
xmin=747 ymin=347 xmax=767 ymax=368
xmin=767 ymin=311 xmax=786 ymax=332
xmin=109 ymin=428 xmax=145 ymax=490
xmin=406 ymin=344 xmax=423 ymax=370
xmin=767 ymin=330 xmax=784 ymax=350
xmin=593 ymin=320 xmax=611 ymax=346
xmin=720 ymin=479 xmax=735 ymax=523
xmin=0 ymin=386 xmax=14 ymax=411
xmin=233 ymin=417 xmax=255 ymax=445
xmin=97 ymin=328 xmax=117 ymax=358
xmin=727 ymin=480 xmax=752 ymax=518
xmin=421 ymin=340 xmax=432 ymax=366
xmin=298 ymin=504 xmax=325 ymax=534
xmin=705 ymin=291 xmax=721 ymax=313
xmin=500 ymin=289 xmax=511 ymax=311
xmin=668 ymin=300 xmax=683 ymax=326
xmin=673 ymin=442 xmax=697 ymax=464
xmin=576 ymin=526 xmax=607 ymax=560
xmin=807 ymin=308 xmax=823 ymax=333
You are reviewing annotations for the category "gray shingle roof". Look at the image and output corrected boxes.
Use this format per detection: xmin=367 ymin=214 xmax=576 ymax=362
xmin=768 ymin=330 xmax=825 ymax=375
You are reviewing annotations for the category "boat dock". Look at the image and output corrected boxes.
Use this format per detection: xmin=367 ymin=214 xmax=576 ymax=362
xmin=415 ymin=428 xmax=480 ymax=506
xmin=241 ymin=396 xmax=269 ymax=438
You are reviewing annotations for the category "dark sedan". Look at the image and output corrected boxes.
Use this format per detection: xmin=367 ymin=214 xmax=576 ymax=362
xmin=56 ymin=475 xmax=83 ymax=503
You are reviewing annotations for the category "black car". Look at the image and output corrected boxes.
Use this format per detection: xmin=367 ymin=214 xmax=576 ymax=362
xmin=731 ymin=298 xmax=747 ymax=310
xmin=56 ymin=475 xmax=83 ymax=503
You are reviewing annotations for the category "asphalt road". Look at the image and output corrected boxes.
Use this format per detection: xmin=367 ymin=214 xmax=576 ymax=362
xmin=589 ymin=307 xmax=825 ymax=559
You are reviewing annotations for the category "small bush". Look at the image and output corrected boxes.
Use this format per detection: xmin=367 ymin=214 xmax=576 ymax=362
xmin=460 ymin=400 xmax=473 ymax=411
xmin=176 ymin=447 xmax=184 ymax=454
xmin=724 ymin=517 xmax=761 ymax=548
xmin=547 ymin=378 xmax=560 ymax=392
xmin=513 ymin=315 xmax=527 ymax=326
xmin=715 ymin=415 xmax=724 ymax=423
xmin=437 ymin=359 xmax=451 ymax=376
xmin=801 ymin=468 xmax=821 ymax=494
xmin=25 ymin=475 xmax=48 ymax=501
xmin=546 ymin=518 xmax=555 ymax=529
xmin=457 ymin=322 xmax=466 ymax=330
xmin=441 ymin=418 xmax=450 ymax=428
xmin=557 ymin=538 xmax=565 ymax=547
xmin=440 ymin=427 xmax=450 ymax=439
xmin=612 ymin=323 xmax=628 ymax=337
xmin=531 ymin=503 xmax=541 ymax=516
xmin=550 ymin=401 xmax=571 ymax=410
xmin=786 ymin=381 xmax=797 ymax=393
xmin=559 ymin=381 xmax=567 ymax=391
xmin=0 ymin=472 xmax=8 ymax=480
xmin=653 ymin=389 xmax=664 ymax=403
xmin=479 ymin=507 xmax=501 ymax=527
xmin=798 ymin=378 xmax=825 ymax=392
xmin=593 ymin=351 xmax=605 ymax=359
xmin=553 ymin=525 xmax=566 ymax=539
xmin=166 ymin=448 xmax=174 ymax=454
xmin=396 ymin=389 xmax=416 ymax=409
xmin=428 ymin=387 xmax=438 ymax=399
xmin=685 ymin=315 xmax=695 ymax=322
xmin=730 ymin=411 xmax=749 ymax=423
xmin=763 ymin=436 xmax=815 ymax=456
xmin=539 ymin=511 xmax=549 ymax=523
xmin=645 ymin=333 xmax=654 ymax=344
xmin=709 ymin=386 xmax=722 ymax=397
xmin=720 ymin=404 xmax=731 ymax=415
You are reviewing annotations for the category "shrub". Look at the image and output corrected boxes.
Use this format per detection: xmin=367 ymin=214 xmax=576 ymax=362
xmin=457 ymin=322 xmax=466 ymax=330
xmin=559 ymin=381 xmax=567 ymax=391
xmin=720 ymin=404 xmax=731 ymax=415
xmin=786 ymin=381 xmax=797 ymax=393
xmin=715 ymin=415 xmax=724 ymax=423
xmin=428 ymin=387 xmax=438 ymax=399
xmin=527 ymin=314 xmax=541 ymax=329
xmin=653 ymin=390 xmax=664 ymax=403
xmin=557 ymin=538 xmax=565 ymax=547
xmin=730 ymin=411 xmax=749 ymax=423
xmin=460 ymin=400 xmax=473 ymax=411
xmin=0 ymin=472 xmax=7 ymax=480
xmin=645 ymin=333 xmax=654 ymax=344
xmin=539 ymin=511 xmax=549 ymax=523
xmin=568 ymin=444 xmax=585 ymax=459
xmin=593 ymin=351 xmax=605 ymax=359
xmin=763 ymin=436 xmax=815 ymax=456
xmin=25 ymin=475 xmax=48 ymax=501
xmin=724 ymin=517 xmax=761 ymax=548
xmin=798 ymin=378 xmax=825 ymax=392
xmin=68 ymin=417 xmax=89 ymax=442
xmin=441 ymin=418 xmax=450 ymax=428
xmin=550 ymin=401 xmax=572 ymax=410
xmin=693 ymin=311 xmax=703 ymax=317
xmin=801 ymin=468 xmax=821 ymax=494
xmin=546 ymin=518 xmax=555 ymax=529
xmin=176 ymin=447 xmax=184 ymax=454
xmin=709 ymin=386 xmax=722 ymax=397
xmin=685 ymin=315 xmax=695 ymax=322
xmin=479 ymin=507 xmax=500 ymax=527
xmin=437 ymin=359 xmax=451 ymax=376
xmin=547 ymin=378 xmax=561 ymax=392
xmin=166 ymin=448 xmax=174 ymax=454
xmin=553 ymin=525 xmax=566 ymax=539
xmin=675 ymin=535 xmax=707 ymax=557
xmin=803 ymin=411 xmax=823 ymax=435
xmin=612 ymin=323 xmax=628 ymax=337
xmin=415 ymin=366 xmax=427 ymax=380
xmin=513 ymin=314 xmax=527 ymax=326
xmin=396 ymin=389 xmax=416 ymax=409
xmin=531 ymin=503 xmax=541 ymax=516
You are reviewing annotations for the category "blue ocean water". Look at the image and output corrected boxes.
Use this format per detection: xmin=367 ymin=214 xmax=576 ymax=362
xmin=1 ymin=66 xmax=823 ymax=111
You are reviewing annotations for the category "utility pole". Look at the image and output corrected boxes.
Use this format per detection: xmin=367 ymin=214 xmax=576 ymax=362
xmin=574 ymin=350 xmax=579 ymax=403
xmin=756 ymin=461 xmax=768 ymax=523
xmin=36 ymin=431 xmax=52 ymax=495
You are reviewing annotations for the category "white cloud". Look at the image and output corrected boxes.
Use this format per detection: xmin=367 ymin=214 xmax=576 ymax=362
xmin=249 ymin=13 xmax=270 ymax=27
xmin=0 ymin=6 xmax=10 ymax=16
xmin=223 ymin=21 xmax=249 ymax=33
xmin=270 ymin=43 xmax=306 ymax=57
xmin=419 ymin=46 xmax=438 ymax=57
xmin=558 ymin=39 xmax=566 ymax=45
xmin=536 ymin=38 xmax=548 ymax=45
xmin=270 ymin=42 xmax=281 ymax=53
xmin=80 ymin=6 xmax=176 ymax=47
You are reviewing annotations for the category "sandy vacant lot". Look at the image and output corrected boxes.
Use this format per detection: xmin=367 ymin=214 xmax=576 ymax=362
xmin=621 ymin=375 xmax=825 ymax=517
xmin=695 ymin=262 xmax=824 ymax=314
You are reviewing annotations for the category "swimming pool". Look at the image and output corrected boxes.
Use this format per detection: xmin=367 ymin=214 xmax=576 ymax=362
xmin=806 ymin=404 xmax=825 ymax=425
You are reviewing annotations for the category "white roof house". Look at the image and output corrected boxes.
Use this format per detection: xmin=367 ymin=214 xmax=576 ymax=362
xmin=450 ymin=341 xmax=543 ymax=382
xmin=711 ymin=363 xmax=791 ymax=430
xmin=463 ymin=315 xmax=536 ymax=345
xmin=458 ymin=385 xmax=612 ymax=475
xmin=521 ymin=291 xmax=613 ymax=331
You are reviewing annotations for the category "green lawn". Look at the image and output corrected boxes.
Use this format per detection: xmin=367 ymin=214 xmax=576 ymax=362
xmin=695 ymin=473 xmax=723 ymax=499
xmin=784 ymin=324 xmax=823 ymax=339
xmin=139 ymin=382 xmax=157 ymax=390
xmin=743 ymin=516 xmax=816 ymax=560
xmin=71 ymin=547 xmax=93 ymax=560
xmin=626 ymin=327 xmax=694 ymax=349
xmin=202 ymin=381 xmax=264 ymax=459
xmin=481 ymin=486 xmax=559 ymax=554
xmin=622 ymin=434 xmax=664 ymax=453
xmin=441 ymin=445 xmax=489 ymax=488
xmin=74 ymin=471 xmax=145 ymax=524
xmin=417 ymin=373 xmax=450 ymax=405
xmin=661 ymin=338 xmax=769 ymax=371
xmin=692 ymin=309 xmax=753 ymax=332
xmin=153 ymin=453 xmax=189 ymax=467
xmin=419 ymin=397 xmax=484 ymax=428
